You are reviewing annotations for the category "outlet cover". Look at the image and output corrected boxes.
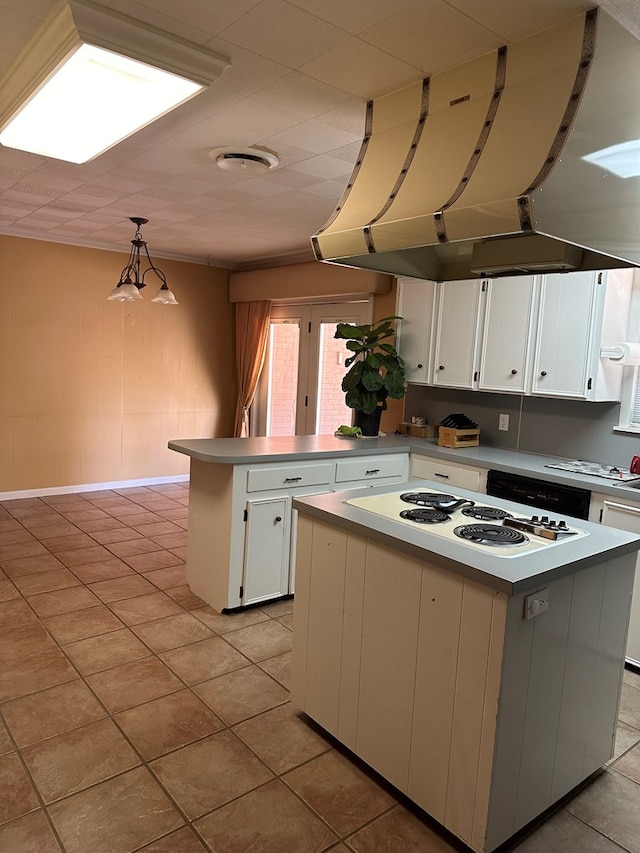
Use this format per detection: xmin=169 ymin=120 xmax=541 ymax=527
xmin=499 ymin=413 xmax=509 ymax=431
xmin=524 ymin=589 xmax=549 ymax=620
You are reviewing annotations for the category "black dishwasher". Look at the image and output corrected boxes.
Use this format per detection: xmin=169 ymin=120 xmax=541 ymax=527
xmin=485 ymin=469 xmax=591 ymax=520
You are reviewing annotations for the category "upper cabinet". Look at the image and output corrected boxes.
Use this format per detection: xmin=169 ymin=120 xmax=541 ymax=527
xmin=396 ymin=269 xmax=633 ymax=401
xmin=395 ymin=278 xmax=436 ymax=384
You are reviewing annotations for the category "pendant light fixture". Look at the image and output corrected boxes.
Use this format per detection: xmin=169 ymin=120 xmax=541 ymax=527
xmin=108 ymin=217 xmax=178 ymax=305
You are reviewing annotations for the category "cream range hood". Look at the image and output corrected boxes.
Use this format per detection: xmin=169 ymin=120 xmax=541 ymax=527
xmin=312 ymin=8 xmax=640 ymax=281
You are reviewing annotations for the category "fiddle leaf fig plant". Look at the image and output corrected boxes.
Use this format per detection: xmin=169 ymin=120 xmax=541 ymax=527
xmin=335 ymin=316 xmax=406 ymax=415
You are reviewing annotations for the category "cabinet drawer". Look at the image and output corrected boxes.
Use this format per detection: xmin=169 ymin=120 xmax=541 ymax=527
xmin=411 ymin=456 xmax=481 ymax=491
xmin=247 ymin=463 xmax=333 ymax=492
xmin=335 ymin=455 xmax=407 ymax=484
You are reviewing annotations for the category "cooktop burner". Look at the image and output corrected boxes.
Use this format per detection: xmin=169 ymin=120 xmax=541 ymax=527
xmin=453 ymin=523 xmax=528 ymax=547
xmin=461 ymin=506 xmax=512 ymax=521
xmin=400 ymin=492 xmax=457 ymax=506
xmin=399 ymin=508 xmax=451 ymax=524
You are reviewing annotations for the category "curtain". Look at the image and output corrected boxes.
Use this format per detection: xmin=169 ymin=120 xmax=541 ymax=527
xmin=234 ymin=300 xmax=272 ymax=437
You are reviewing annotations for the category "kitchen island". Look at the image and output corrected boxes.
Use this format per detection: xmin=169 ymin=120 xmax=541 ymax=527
xmin=290 ymin=481 xmax=640 ymax=853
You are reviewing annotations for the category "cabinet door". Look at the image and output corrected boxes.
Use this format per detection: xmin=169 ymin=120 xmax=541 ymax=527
xmin=479 ymin=276 xmax=538 ymax=394
xmin=410 ymin=455 xmax=483 ymax=491
xmin=432 ymin=280 xmax=484 ymax=389
xmin=530 ymin=271 xmax=598 ymax=398
xmin=242 ymin=497 xmax=290 ymax=606
xmin=396 ymin=278 xmax=436 ymax=384
xmin=600 ymin=501 xmax=640 ymax=666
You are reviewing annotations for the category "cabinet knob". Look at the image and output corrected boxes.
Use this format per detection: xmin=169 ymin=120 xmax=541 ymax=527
xmin=274 ymin=516 xmax=282 ymax=523
xmin=438 ymin=365 xmax=445 ymax=371
xmin=511 ymin=369 xmax=517 ymax=375
xmin=540 ymin=370 xmax=547 ymax=377
xmin=417 ymin=363 xmax=423 ymax=369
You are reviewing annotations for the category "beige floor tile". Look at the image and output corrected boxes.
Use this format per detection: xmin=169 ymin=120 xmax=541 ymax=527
xmin=169 ymin=545 xmax=187 ymax=560
xmin=115 ymin=689 xmax=224 ymax=760
xmin=43 ymin=605 xmax=124 ymax=644
xmin=0 ymin=527 xmax=35 ymax=545
xmin=76 ymin=517 xmax=132 ymax=533
xmin=136 ymin=825 xmax=207 ymax=852
xmin=233 ymin=703 xmax=332 ymax=774
xmin=22 ymin=718 xmax=140 ymax=803
xmin=566 ymin=769 xmax=640 ymax=852
xmin=259 ymin=599 xmax=295 ymax=618
xmin=141 ymin=564 xmax=188 ymax=590
xmin=277 ymin=613 xmax=294 ymax=630
xmin=513 ymin=808 xmax=628 ymax=851
xmin=87 ymin=656 xmax=184 ymax=713
xmin=27 ymin=586 xmax=100 ymax=618
xmin=131 ymin=521 xmax=185 ymax=537
xmin=90 ymin=527 xmax=143 ymax=545
xmin=124 ymin=550 xmax=185 ymax=572
xmin=55 ymin=545 xmax=115 ymax=568
xmin=163 ymin=585 xmax=207 ymax=610
xmin=0 ymin=580 xmax=19 ymax=603
xmin=39 ymin=532 xmax=96 ymax=553
xmin=63 ymin=628 xmax=151 ymax=674
xmin=1 ymin=553 xmax=64 ymax=578
xmin=69 ymin=558 xmax=135 ymax=584
xmin=0 ymin=810 xmax=62 ymax=853
xmin=0 ymin=647 xmax=78 ymax=702
xmin=150 ymin=730 xmax=273 ymax=820
xmin=257 ymin=651 xmax=292 ymax=690
xmin=0 ymin=541 xmax=49 ymax=562
xmin=195 ymin=778 xmax=338 ymax=852
xmin=223 ymin=620 xmax=293 ymax=662
xmin=58 ymin=508 xmax=112 ymax=524
xmin=1 ymin=680 xmax=106 ymax=748
xmin=194 ymin=665 xmax=289 ymax=725
xmin=108 ymin=591 xmax=183 ymax=625
xmin=284 ymin=749 xmax=397 ymax=836
xmin=0 ymin=719 xmax=12 ymax=756
xmin=48 ymin=766 xmax=184 ymax=853
xmin=0 ymin=752 xmax=40 ymax=825
xmin=619 ymin=682 xmax=640 ymax=729
xmin=624 ymin=669 xmax=640 ymax=689
xmin=131 ymin=612 xmax=214 ymax=653
xmin=0 ymin=598 xmax=39 ymax=628
xmin=148 ymin=531 xmax=189 ymax=549
xmin=157 ymin=508 xmax=189 ymax=522
xmin=12 ymin=568 xmax=80 ymax=597
xmin=160 ymin=636 xmax=250 ymax=685
xmin=611 ymin=721 xmax=640 ymax=762
xmin=107 ymin=538 xmax=164 ymax=558
xmin=347 ymin=803 xmax=456 ymax=852
xmin=88 ymin=574 xmax=158 ymax=602
xmin=24 ymin=520 xmax=81 ymax=539
xmin=192 ymin=605 xmax=269 ymax=634
xmin=612 ymin=742 xmax=640 ymax=784
xmin=0 ymin=622 xmax=58 ymax=663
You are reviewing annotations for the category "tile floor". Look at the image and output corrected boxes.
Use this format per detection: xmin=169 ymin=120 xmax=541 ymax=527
xmin=1 ymin=482 xmax=640 ymax=853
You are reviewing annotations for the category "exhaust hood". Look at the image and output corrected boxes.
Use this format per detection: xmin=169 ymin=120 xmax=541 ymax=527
xmin=311 ymin=8 xmax=640 ymax=281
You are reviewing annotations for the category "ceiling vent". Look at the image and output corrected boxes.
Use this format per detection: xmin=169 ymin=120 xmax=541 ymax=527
xmin=210 ymin=146 xmax=279 ymax=175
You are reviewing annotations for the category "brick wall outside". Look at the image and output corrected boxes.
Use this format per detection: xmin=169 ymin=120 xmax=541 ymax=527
xmin=267 ymin=323 xmax=299 ymax=436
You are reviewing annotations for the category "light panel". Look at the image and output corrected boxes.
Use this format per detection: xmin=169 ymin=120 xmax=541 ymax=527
xmin=0 ymin=0 xmax=229 ymax=164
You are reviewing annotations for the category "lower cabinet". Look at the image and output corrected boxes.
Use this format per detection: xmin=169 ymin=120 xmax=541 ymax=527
xmin=242 ymin=497 xmax=290 ymax=606
xmin=591 ymin=494 xmax=640 ymax=666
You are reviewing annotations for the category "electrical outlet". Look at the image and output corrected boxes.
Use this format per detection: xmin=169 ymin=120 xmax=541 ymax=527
xmin=524 ymin=589 xmax=549 ymax=620
xmin=499 ymin=413 xmax=509 ymax=431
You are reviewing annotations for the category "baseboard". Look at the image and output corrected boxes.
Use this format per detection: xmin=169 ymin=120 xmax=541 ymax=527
xmin=0 ymin=474 xmax=189 ymax=502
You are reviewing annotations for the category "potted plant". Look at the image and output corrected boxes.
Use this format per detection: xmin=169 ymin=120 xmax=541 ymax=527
xmin=334 ymin=315 xmax=406 ymax=436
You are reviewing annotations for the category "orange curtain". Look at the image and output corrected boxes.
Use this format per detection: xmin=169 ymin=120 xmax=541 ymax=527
xmin=234 ymin=300 xmax=272 ymax=437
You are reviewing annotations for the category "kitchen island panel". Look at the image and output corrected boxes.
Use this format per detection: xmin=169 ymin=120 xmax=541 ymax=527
xmin=337 ymin=534 xmax=367 ymax=750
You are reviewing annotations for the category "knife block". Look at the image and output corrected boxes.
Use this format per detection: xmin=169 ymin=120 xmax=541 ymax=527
xmin=438 ymin=426 xmax=480 ymax=448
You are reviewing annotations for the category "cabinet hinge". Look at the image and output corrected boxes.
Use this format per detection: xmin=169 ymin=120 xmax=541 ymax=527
xmin=243 ymin=509 xmax=248 ymax=522
xmin=587 ymin=377 xmax=592 ymax=390
xmin=239 ymin=585 xmax=244 ymax=598
xmin=597 ymin=272 xmax=603 ymax=285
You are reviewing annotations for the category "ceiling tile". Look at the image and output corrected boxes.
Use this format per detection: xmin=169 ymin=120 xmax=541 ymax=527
xmin=285 ymin=0 xmax=416 ymax=34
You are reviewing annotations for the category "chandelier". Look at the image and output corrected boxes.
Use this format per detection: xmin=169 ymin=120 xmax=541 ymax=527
xmin=108 ymin=217 xmax=178 ymax=304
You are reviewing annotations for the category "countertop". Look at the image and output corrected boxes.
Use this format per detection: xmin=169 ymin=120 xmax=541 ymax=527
xmin=168 ymin=435 xmax=640 ymax=502
xmin=292 ymin=481 xmax=640 ymax=595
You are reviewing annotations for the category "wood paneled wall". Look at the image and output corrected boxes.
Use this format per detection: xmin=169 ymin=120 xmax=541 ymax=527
xmin=0 ymin=235 xmax=234 ymax=492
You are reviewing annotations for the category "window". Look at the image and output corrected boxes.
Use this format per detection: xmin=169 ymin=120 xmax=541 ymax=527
xmin=254 ymin=300 xmax=372 ymax=436
xmin=615 ymin=275 xmax=640 ymax=434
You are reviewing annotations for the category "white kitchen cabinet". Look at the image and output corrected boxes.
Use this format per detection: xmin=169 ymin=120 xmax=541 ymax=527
xmin=530 ymin=269 xmax=632 ymax=401
xmin=185 ymin=451 xmax=409 ymax=611
xmin=590 ymin=493 xmax=640 ymax=666
xmin=478 ymin=276 xmax=539 ymax=394
xmin=410 ymin=454 xmax=485 ymax=492
xmin=395 ymin=277 xmax=437 ymax=384
xmin=431 ymin=279 xmax=484 ymax=389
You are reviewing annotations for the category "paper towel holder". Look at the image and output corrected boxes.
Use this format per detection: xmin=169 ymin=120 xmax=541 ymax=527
xmin=600 ymin=342 xmax=640 ymax=365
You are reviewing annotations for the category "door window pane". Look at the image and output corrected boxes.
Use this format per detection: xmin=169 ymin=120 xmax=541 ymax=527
xmin=316 ymin=321 xmax=352 ymax=435
xmin=266 ymin=322 xmax=300 ymax=436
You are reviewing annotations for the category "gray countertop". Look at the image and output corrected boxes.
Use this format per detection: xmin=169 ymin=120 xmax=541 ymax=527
xmin=168 ymin=435 xmax=640 ymax=501
xmin=292 ymin=481 xmax=640 ymax=595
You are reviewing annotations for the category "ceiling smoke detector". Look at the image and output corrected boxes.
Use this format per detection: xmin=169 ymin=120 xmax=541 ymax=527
xmin=209 ymin=146 xmax=279 ymax=175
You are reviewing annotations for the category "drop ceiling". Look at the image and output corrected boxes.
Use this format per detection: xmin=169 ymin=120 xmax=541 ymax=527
xmin=1 ymin=0 xmax=639 ymax=270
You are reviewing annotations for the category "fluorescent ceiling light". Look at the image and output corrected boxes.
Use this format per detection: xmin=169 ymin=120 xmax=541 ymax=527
xmin=0 ymin=0 xmax=229 ymax=164
xmin=583 ymin=139 xmax=640 ymax=178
